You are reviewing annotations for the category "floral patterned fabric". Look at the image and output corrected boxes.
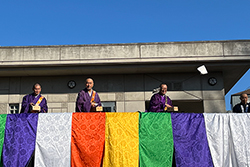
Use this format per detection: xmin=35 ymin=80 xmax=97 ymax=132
xmin=171 ymin=113 xmax=213 ymax=167
xmin=2 ymin=113 xmax=38 ymax=167
xmin=139 ymin=112 xmax=174 ymax=167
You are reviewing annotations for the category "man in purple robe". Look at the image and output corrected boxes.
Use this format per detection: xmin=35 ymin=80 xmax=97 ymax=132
xmin=76 ymin=78 xmax=102 ymax=112
xmin=21 ymin=83 xmax=48 ymax=113
xmin=147 ymin=83 xmax=173 ymax=112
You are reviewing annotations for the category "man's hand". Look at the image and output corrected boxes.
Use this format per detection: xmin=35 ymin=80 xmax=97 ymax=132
xmin=91 ymin=102 xmax=96 ymax=107
xmin=30 ymin=102 xmax=35 ymax=106
xmin=165 ymin=104 xmax=172 ymax=108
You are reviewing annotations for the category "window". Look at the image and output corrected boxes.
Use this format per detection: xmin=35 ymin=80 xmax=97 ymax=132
xmin=102 ymin=102 xmax=116 ymax=112
xmin=9 ymin=104 xmax=19 ymax=114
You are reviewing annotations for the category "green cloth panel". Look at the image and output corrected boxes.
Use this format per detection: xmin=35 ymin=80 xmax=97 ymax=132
xmin=0 ymin=114 xmax=7 ymax=167
xmin=139 ymin=112 xmax=174 ymax=167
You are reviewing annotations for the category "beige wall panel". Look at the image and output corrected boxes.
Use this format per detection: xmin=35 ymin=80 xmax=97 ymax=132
xmin=52 ymin=109 xmax=62 ymax=113
xmin=8 ymin=95 xmax=20 ymax=103
xmin=125 ymin=101 xmax=145 ymax=112
xmin=125 ymin=92 xmax=144 ymax=101
xmin=145 ymin=92 xmax=153 ymax=101
xmin=116 ymin=102 xmax=125 ymax=112
xmin=115 ymin=92 xmax=125 ymax=101
xmin=68 ymin=103 xmax=75 ymax=112
xmin=0 ymin=104 xmax=8 ymax=114
xmin=203 ymin=100 xmax=226 ymax=113
xmin=99 ymin=93 xmax=116 ymax=101
xmin=0 ymin=95 xmax=8 ymax=103
xmin=141 ymin=42 xmax=223 ymax=58
xmin=68 ymin=94 xmax=78 ymax=102
xmin=79 ymin=45 xmax=140 ymax=59
xmin=203 ymin=90 xmax=225 ymax=100
xmin=48 ymin=94 xmax=68 ymax=102
xmin=47 ymin=103 xmax=61 ymax=108
xmin=61 ymin=47 xmax=80 ymax=60
xmin=224 ymin=42 xmax=250 ymax=56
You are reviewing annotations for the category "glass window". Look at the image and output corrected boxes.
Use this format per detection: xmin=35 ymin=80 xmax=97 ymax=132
xmin=102 ymin=102 xmax=116 ymax=112
xmin=9 ymin=104 xmax=19 ymax=114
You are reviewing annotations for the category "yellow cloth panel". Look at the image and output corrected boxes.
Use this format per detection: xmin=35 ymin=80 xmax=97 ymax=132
xmin=103 ymin=112 xmax=139 ymax=167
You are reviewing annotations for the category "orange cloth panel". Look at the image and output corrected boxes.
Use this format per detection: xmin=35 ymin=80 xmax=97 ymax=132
xmin=71 ymin=113 xmax=105 ymax=167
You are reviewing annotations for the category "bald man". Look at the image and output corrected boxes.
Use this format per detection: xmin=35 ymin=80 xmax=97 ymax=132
xmin=21 ymin=83 xmax=48 ymax=113
xmin=233 ymin=93 xmax=250 ymax=113
xmin=75 ymin=78 xmax=102 ymax=112
xmin=147 ymin=83 xmax=173 ymax=112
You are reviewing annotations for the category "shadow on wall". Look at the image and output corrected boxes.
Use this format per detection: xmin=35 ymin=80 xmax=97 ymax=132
xmin=0 ymin=72 xmax=224 ymax=95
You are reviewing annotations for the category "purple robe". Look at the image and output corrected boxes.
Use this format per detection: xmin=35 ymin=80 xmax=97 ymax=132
xmin=2 ymin=113 xmax=38 ymax=167
xmin=147 ymin=93 xmax=173 ymax=112
xmin=75 ymin=88 xmax=101 ymax=112
xmin=20 ymin=93 xmax=48 ymax=113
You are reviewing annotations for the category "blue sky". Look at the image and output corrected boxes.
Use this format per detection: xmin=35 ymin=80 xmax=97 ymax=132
xmin=1 ymin=0 xmax=249 ymax=110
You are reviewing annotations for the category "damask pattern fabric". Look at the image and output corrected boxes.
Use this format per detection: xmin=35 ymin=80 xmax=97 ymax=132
xmin=0 ymin=114 xmax=7 ymax=167
xmin=103 ymin=112 xmax=139 ymax=167
xmin=35 ymin=113 xmax=72 ymax=167
xmin=2 ymin=113 xmax=38 ymax=167
xmin=139 ymin=112 xmax=173 ymax=167
xmin=71 ymin=112 xmax=105 ymax=167
xmin=171 ymin=113 xmax=213 ymax=167
xmin=204 ymin=113 xmax=250 ymax=167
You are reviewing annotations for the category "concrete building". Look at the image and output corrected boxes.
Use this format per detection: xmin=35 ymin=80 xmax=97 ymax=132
xmin=0 ymin=40 xmax=250 ymax=114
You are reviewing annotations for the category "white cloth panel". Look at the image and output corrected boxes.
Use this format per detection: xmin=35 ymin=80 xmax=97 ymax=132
xmin=204 ymin=113 xmax=250 ymax=167
xmin=35 ymin=113 xmax=72 ymax=167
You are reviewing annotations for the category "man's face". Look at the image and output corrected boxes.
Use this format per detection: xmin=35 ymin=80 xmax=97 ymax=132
xmin=85 ymin=79 xmax=94 ymax=90
xmin=240 ymin=94 xmax=248 ymax=104
xmin=160 ymin=85 xmax=167 ymax=95
xmin=33 ymin=85 xmax=41 ymax=95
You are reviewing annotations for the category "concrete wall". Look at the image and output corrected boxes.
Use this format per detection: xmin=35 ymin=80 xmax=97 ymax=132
xmin=1 ymin=41 xmax=250 ymax=64
xmin=0 ymin=72 xmax=226 ymax=114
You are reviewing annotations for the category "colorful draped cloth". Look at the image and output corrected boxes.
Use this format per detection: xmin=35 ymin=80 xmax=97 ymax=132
xmin=103 ymin=112 xmax=139 ymax=167
xmin=35 ymin=113 xmax=72 ymax=167
xmin=139 ymin=112 xmax=173 ymax=167
xmin=204 ymin=113 xmax=250 ymax=167
xmin=2 ymin=113 xmax=38 ymax=167
xmin=71 ymin=112 xmax=105 ymax=167
xmin=171 ymin=113 xmax=213 ymax=167
xmin=0 ymin=114 xmax=7 ymax=167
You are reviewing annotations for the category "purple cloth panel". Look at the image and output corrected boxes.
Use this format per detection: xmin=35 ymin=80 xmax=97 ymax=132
xmin=21 ymin=93 xmax=48 ymax=113
xmin=2 ymin=113 xmax=38 ymax=167
xmin=75 ymin=88 xmax=101 ymax=112
xmin=171 ymin=113 xmax=213 ymax=167
xmin=147 ymin=93 xmax=173 ymax=112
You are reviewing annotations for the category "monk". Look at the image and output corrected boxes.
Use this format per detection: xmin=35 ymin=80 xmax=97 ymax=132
xmin=20 ymin=83 xmax=48 ymax=113
xmin=147 ymin=83 xmax=173 ymax=112
xmin=75 ymin=78 xmax=102 ymax=112
xmin=233 ymin=93 xmax=250 ymax=113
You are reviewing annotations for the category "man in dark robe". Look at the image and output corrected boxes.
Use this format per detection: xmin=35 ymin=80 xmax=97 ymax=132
xmin=75 ymin=78 xmax=101 ymax=112
xmin=21 ymin=83 xmax=48 ymax=113
xmin=147 ymin=83 xmax=173 ymax=112
xmin=233 ymin=93 xmax=250 ymax=113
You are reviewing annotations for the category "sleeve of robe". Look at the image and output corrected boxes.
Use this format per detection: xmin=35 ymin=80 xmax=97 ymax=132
xmin=167 ymin=96 xmax=173 ymax=107
xmin=148 ymin=94 xmax=162 ymax=112
xmin=95 ymin=92 xmax=102 ymax=106
xmin=20 ymin=95 xmax=30 ymax=113
xmin=40 ymin=98 xmax=48 ymax=113
xmin=75 ymin=91 xmax=91 ymax=112
xmin=76 ymin=92 xmax=83 ymax=112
